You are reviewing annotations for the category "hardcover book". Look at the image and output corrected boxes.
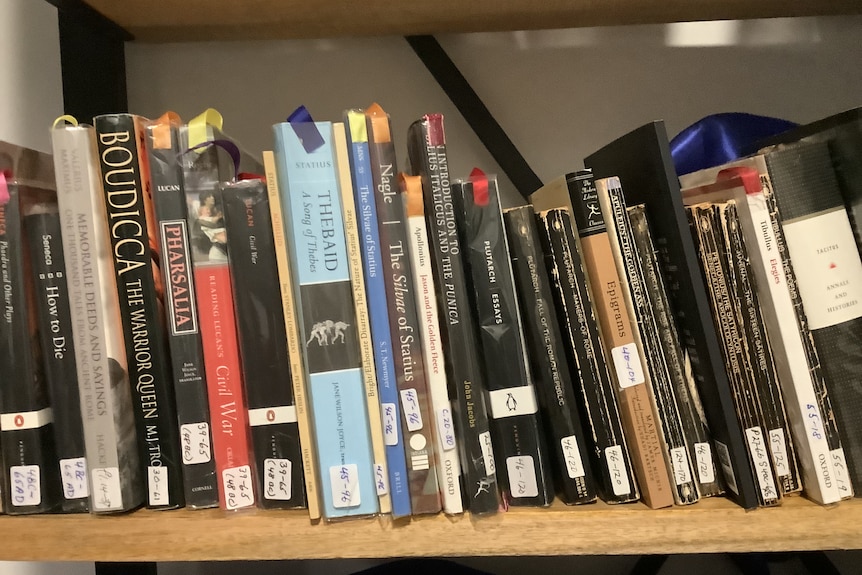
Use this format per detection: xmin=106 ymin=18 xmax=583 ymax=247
xmin=455 ymin=172 xmax=553 ymax=507
xmin=599 ymin=181 xmax=699 ymax=506
xmin=24 ymin=207 xmax=90 ymax=513
xmin=93 ymin=113 xmax=184 ymax=509
xmin=0 ymin=181 xmax=63 ymax=514
xmin=273 ymin=118 xmax=378 ymax=519
xmin=51 ymin=122 xmax=143 ymax=513
xmin=532 ymin=172 xmax=673 ymax=509
xmin=400 ymin=173 xmax=464 ymax=514
xmin=145 ymin=118 xmax=219 ymax=509
xmin=537 ymin=208 xmax=639 ymax=504
xmin=365 ymin=105 xmax=441 ymax=515
xmin=504 ymin=205 xmax=597 ymax=505
xmin=344 ymin=110 xmax=411 ymax=518
xmin=179 ymin=122 xmax=256 ymax=511
xmin=264 ymin=151 xmax=321 ymax=520
xmin=222 ymin=179 xmax=306 ymax=510
xmin=627 ymin=205 xmax=723 ymax=498
xmin=406 ymin=114 xmax=500 ymax=516
xmin=584 ymin=122 xmax=761 ymax=509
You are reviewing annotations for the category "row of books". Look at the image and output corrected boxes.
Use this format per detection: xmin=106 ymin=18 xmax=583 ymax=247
xmin=0 ymin=103 xmax=861 ymax=518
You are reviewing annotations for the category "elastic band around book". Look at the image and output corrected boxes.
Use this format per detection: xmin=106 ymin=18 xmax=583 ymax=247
xmin=469 ymin=167 xmax=489 ymax=206
xmin=287 ymin=105 xmax=324 ymax=154
xmin=715 ymin=166 xmax=761 ymax=196
xmin=181 ymin=140 xmax=242 ymax=181
xmin=188 ymin=108 xmax=224 ymax=148
xmin=0 ymin=170 xmax=10 ymax=206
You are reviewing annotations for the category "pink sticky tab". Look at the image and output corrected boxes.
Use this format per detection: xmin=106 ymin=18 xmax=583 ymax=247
xmin=469 ymin=168 xmax=489 ymax=207
xmin=0 ymin=171 xmax=10 ymax=206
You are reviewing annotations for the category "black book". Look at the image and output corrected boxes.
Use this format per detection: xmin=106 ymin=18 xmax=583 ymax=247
xmin=455 ymin=174 xmax=553 ymax=507
xmin=504 ymin=205 xmax=597 ymax=505
xmin=366 ymin=106 xmax=441 ymax=515
xmin=24 ymin=208 xmax=89 ymax=513
xmin=538 ymin=208 xmax=639 ymax=504
xmin=222 ymin=179 xmax=306 ymax=509
xmin=145 ymin=121 xmax=219 ymax=509
xmin=0 ymin=183 xmax=63 ymax=514
xmin=94 ymin=114 xmax=184 ymax=509
xmin=406 ymin=114 xmax=499 ymax=515
xmin=585 ymin=122 xmax=760 ymax=509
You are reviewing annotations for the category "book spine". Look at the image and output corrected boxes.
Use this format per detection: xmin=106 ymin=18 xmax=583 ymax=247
xmin=273 ymin=120 xmax=378 ymax=519
xmin=263 ymin=151 xmax=321 ymax=520
xmin=765 ymin=143 xmax=860 ymax=494
xmin=52 ymin=125 xmax=143 ymax=513
xmin=0 ymin=186 xmax=62 ymax=514
xmin=569 ymin=172 xmax=673 ymax=509
xmin=504 ymin=205 xmax=597 ymax=504
xmin=146 ymin=123 xmax=219 ymax=509
xmin=179 ymin=136 xmax=255 ymax=511
xmin=366 ymin=110 xmax=441 ymax=515
xmin=628 ymin=205 xmax=723 ymax=498
xmin=688 ymin=203 xmax=780 ymax=507
xmin=721 ymin=201 xmax=800 ymax=496
xmin=538 ymin=208 xmax=639 ymax=503
xmin=23 ymin=210 xmax=89 ymax=513
xmin=332 ymin=124 xmax=391 ymax=514
xmin=602 ymin=183 xmax=699 ymax=506
xmin=222 ymin=180 xmax=306 ymax=509
xmin=344 ymin=112 xmax=411 ymax=518
xmin=456 ymin=176 xmax=553 ymax=507
xmin=401 ymin=173 xmax=464 ymax=514
xmin=406 ymin=115 xmax=499 ymax=515
xmin=93 ymin=114 xmax=184 ymax=509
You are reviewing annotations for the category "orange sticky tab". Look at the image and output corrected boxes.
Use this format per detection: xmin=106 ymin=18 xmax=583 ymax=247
xmin=399 ymin=173 xmax=425 ymax=218
xmin=365 ymin=103 xmax=391 ymax=144
xmin=151 ymin=111 xmax=182 ymax=149
xmin=716 ymin=166 xmax=761 ymax=196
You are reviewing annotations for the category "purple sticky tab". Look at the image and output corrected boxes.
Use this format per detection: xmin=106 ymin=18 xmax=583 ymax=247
xmin=183 ymin=139 xmax=242 ymax=181
xmin=0 ymin=171 xmax=10 ymax=206
xmin=287 ymin=105 xmax=324 ymax=153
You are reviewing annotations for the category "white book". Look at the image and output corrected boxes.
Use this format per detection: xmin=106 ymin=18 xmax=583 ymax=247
xmin=400 ymin=173 xmax=464 ymax=514
xmin=680 ymin=165 xmax=844 ymax=505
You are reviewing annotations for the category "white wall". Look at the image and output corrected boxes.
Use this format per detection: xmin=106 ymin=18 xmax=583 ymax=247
xmin=126 ymin=16 xmax=862 ymax=208
xmin=0 ymin=0 xmax=63 ymax=153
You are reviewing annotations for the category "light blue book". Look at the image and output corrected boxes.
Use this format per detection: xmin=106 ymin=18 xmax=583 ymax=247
xmin=343 ymin=110 xmax=412 ymax=518
xmin=273 ymin=118 xmax=378 ymax=519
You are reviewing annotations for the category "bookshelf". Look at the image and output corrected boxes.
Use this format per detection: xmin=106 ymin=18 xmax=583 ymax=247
xmin=11 ymin=0 xmax=861 ymax=564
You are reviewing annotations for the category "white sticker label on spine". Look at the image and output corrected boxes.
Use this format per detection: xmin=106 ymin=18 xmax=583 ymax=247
xmin=832 ymin=448 xmax=853 ymax=497
xmin=561 ymin=435 xmax=585 ymax=479
xmin=488 ymin=386 xmax=538 ymax=419
xmin=264 ymin=458 xmax=292 ymax=500
xmin=400 ymin=389 xmax=423 ymax=431
xmin=768 ymin=428 xmax=790 ymax=478
xmin=148 ymin=466 xmax=169 ymax=506
xmin=222 ymin=465 xmax=255 ymax=510
xmin=181 ymin=422 xmax=212 ymax=465
xmin=605 ymin=445 xmax=631 ymax=496
xmin=0 ymin=407 xmax=52 ymax=431
xmin=248 ymin=406 xmax=297 ymax=427
xmin=506 ymin=456 xmax=539 ymax=498
xmin=670 ymin=447 xmax=692 ymax=486
xmin=694 ymin=442 xmax=716 ymax=484
xmin=330 ymin=463 xmax=361 ymax=508
xmin=60 ymin=457 xmax=88 ymax=500
xmin=10 ymin=465 xmax=40 ymax=507
xmin=745 ymin=427 xmax=778 ymax=502
xmin=91 ymin=467 xmax=122 ymax=511
xmin=479 ymin=431 xmax=496 ymax=475
xmin=374 ymin=463 xmax=389 ymax=496
xmin=714 ymin=441 xmax=738 ymax=495
xmin=437 ymin=407 xmax=456 ymax=452
xmin=611 ymin=344 xmax=645 ymax=389
xmin=381 ymin=403 xmax=398 ymax=446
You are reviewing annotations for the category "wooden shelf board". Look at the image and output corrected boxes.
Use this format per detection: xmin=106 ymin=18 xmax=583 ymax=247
xmin=83 ymin=0 xmax=862 ymax=42
xmin=2 ymin=496 xmax=860 ymax=561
